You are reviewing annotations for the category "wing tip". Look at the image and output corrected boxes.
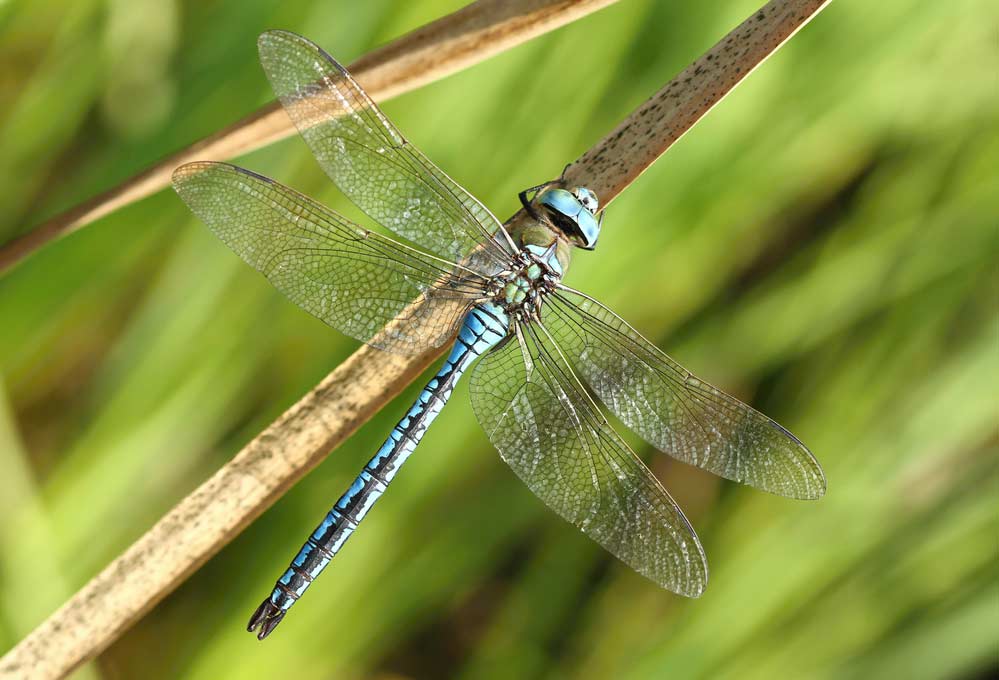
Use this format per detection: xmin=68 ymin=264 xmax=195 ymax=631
xmin=764 ymin=419 xmax=827 ymax=500
xmin=802 ymin=466 xmax=828 ymax=500
xmin=791 ymin=444 xmax=828 ymax=501
xmin=258 ymin=30 xmax=313 ymax=71
xmin=257 ymin=29 xmax=348 ymax=74
xmin=172 ymin=161 xmax=274 ymax=190
xmin=658 ymin=514 xmax=709 ymax=599
xmin=757 ymin=465 xmax=827 ymax=501
xmin=171 ymin=161 xmax=255 ymax=203
xmin=679 ymin=568 xmax=709 ymax=599
xmin=661 ymin=557 xmax=709 ymax=599
xmin=688 ymin=542 xmax=710 ymax=598
xmin=171 ymin=160 xmax=214 ymax=190
xmin=258 ymin=29 xmax=303 ymax=52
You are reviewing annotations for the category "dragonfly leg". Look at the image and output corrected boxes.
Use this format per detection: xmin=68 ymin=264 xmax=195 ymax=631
xmin=519 ymin=187 xmax=544 ymax=222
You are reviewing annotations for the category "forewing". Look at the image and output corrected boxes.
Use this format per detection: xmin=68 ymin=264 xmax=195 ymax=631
xmin=172 ymin=162 xmax=484 ymax=355
xmin=257 ymin=30 xmax=515 ymax=267
xmin=469 ymin=323 xmax=708 ymax=596
xmin=546 ymin=288 xmax=826 ymax=499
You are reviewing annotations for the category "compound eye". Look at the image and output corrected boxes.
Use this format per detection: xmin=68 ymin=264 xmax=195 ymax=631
xmin=573 ymin=187 xmax=599 ymax=213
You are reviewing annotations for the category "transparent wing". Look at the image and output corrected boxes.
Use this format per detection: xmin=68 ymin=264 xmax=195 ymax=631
xmin=545 ymin=287 xmax=826 ymax=500
xmin=469 ymin=322 xmax=708 ymax=596
xmin=257 ymin=30 xmax=516 ymax=267
xmin=172 ymin=162 xmax=487 ymax=355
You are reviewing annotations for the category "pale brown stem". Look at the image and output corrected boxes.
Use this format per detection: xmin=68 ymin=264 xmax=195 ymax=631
xmin=0 ymin=1 xmax=833 ymax=678
xmin=0 ymin=0 xmax=619 ymax=275
xmin=565 ymin=0 xmax=835 ymax=205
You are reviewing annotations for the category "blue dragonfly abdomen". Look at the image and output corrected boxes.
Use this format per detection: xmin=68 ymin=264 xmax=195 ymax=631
xmin=248 ymin=303 xmax=509 ymax=638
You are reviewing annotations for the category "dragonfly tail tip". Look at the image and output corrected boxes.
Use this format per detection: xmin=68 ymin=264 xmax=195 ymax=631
xmin=247 ymin=599 xmax=286 ymax=640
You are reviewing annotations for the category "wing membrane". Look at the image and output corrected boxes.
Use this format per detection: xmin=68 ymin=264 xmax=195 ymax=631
xmin=470 ymin=322 xmax=708 ymax=596
xmin=545 ymin=287 xmax=826 ymax=499
xmin=172 ymin=162 xmax=484 ymax=354
xmin=257 ymin=30 xmax=515 ymax=267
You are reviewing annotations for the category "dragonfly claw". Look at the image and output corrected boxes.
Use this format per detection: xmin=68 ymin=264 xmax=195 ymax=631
xmin=247 ymin=599 xmax=286 ymax=640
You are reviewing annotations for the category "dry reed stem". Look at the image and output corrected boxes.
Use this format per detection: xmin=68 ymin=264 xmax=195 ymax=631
xmin=0 ymin=0 xmax=620 ymax=275
xmin=0 ymin=1 xmax=833 ymax=678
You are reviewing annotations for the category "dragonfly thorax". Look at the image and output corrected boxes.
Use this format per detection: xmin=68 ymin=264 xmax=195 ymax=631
xmin=486 ymin=243 xmax=562 ymax=322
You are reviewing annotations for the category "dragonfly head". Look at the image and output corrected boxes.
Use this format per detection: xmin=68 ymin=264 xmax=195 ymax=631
xmin=536 ymin=186 xmax=602 ymax=250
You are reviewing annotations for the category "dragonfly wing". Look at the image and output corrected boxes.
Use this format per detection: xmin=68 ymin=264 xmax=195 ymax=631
xmin=257 ymin=30 xmax=516 ymax=268
xmin=545 ymin=288 xmax=826 ymax=500
xmin=173 ymin=162 xmax=485 ymax=355
xmin=469 ymin=322 xmax=708 ymax=596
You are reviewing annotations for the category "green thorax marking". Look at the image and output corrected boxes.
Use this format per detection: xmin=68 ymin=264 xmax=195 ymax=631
xmin=488 ymin=223 xmax=570 ymax=319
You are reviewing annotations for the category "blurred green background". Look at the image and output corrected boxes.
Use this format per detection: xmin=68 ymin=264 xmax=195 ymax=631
xmin=1 ymin=0 xmax=996 ymax=678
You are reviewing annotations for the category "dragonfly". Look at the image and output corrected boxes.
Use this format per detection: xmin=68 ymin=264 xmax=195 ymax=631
xmin=172 ymin=30 xmax=826 ymax=640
